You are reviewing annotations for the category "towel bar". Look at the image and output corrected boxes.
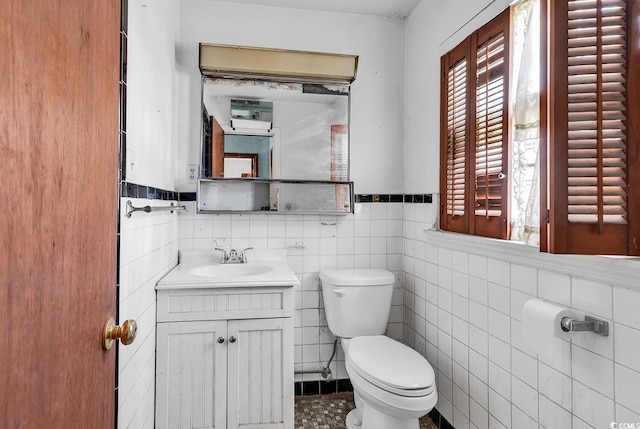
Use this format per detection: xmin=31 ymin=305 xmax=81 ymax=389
xmin=126 ymin=200 xmax=187 ymax=218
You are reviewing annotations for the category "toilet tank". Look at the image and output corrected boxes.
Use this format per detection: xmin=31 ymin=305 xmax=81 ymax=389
xmin=320 ymin=269 xmax=395 ymax=338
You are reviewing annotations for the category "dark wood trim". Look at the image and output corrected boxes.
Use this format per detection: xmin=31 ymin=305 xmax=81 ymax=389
xmin=627 ymin=0 xmax=640 ymax=255
xmin=548 ymin=0 xmax=570 ymax=253
xmin=540 ymin=0 xmax=549 ymax=252
xmin=468 ymin=31 xmax=478 ymax=237
xmin=211 ymin=116 xmax=224 ymax=178
xmin=440 ymin=54 xmax=448 ymax=231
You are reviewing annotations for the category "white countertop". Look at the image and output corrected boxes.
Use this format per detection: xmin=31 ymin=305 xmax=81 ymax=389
xmin=156 ymin=249 xmax=300 ymax=289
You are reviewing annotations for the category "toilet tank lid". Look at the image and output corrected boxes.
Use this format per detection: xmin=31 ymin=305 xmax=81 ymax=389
xmin=319 ymin=269 xmax=395 ymax=286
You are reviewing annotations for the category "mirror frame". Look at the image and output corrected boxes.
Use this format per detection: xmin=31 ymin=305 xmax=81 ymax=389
xmin=197 ymin=44 xmax=358 ymax=214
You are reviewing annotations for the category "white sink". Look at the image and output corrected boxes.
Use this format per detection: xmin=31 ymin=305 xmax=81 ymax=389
xmin=157 ymin=250 xmax=300 ymax=289
xmin=189 ymin=264 xmax=274 ymax=278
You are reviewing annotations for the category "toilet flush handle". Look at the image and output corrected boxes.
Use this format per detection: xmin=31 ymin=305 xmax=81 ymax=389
xmin=333 ymin=289 xmax=347 ymax=297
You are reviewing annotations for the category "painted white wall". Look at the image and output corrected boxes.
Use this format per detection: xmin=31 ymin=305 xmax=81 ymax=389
xmin=119 ymin=1 xmax=180 ymax=428
xmin=176 ymin=0 xmax=406 ymax=193
xmin=126 ymin=0 xmax=180 ymax=191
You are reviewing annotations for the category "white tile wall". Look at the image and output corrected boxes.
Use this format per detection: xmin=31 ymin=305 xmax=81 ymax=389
xmin=120 ymin=193 xmax=640 ymax=427
xmin=118 ymin=198 xmax=179 ymax=429
xmin=404 ymin=203 xmax=640 ymax=428
xmin=178 ymin=201 xmax=406 ymax=381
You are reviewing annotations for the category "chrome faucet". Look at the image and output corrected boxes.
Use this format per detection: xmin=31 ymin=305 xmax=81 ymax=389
xmin=215 ymin=247 xmax=253 ymax=264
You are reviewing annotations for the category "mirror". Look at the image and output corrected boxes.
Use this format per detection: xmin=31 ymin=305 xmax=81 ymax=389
xmin=201 ymin=78 xmax=350 ymax=182
xmin=196 ymin=43 xmax=357 ymax=214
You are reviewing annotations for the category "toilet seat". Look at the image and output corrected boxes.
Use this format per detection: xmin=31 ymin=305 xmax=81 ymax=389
xmin=346 ymin=335 xmax=435 ymax=397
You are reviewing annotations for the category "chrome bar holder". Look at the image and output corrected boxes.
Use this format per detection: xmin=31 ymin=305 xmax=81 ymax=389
xmin=126 ymin=200 xmax=187 ymax=218
xmin=561 ymin=315 xmax=609 ymax=336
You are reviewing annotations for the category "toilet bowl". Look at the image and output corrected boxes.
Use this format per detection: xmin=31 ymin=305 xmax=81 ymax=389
xmin=342 ymin=336 xmax=437 ymax=429
xmin=320 ymin=269 xmax=438 ymax=429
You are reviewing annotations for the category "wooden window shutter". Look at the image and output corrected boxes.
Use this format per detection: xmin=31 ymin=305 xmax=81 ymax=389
xmin=440 ymin=10 xmax=510 ymax=239
xmin=440 ymin=41 xmax=471 ymax=234
xmin=472 ymin=11 xmax=510 ymax=239
xmin=545 ymin=0 xmax=640 ymax=254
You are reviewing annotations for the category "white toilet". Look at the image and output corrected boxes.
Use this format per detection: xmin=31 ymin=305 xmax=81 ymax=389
xmin=320 ymin=268 xmax=437 ymax=429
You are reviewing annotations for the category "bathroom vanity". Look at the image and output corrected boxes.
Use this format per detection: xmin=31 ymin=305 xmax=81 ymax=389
xmin=155 ymin=250 xmax=298 ymax=429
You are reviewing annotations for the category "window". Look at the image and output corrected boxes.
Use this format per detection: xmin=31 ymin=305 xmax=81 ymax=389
xmin=439 ymin=0 xmax=640 ymax=256
xmin=440 ymin=9 xmax=511 ymax=240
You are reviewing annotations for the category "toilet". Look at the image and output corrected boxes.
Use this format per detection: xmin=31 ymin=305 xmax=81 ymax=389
xmin=320 ymin=268 xmax=437 ymax=429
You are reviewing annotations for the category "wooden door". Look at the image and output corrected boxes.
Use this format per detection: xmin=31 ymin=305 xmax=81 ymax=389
xmin=156 ymin=321 xmax=228 ymax=429
xmin=212 ymin=116 xmax=225 ymax=177
xmin=0 ymin=0 xmax=120 ymax=427
xmin=227 ymin=318 xmax=294 ymax=429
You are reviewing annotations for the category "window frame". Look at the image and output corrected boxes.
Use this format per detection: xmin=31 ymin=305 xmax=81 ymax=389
xmin=439 ymin=9 xmax=511 ymax=240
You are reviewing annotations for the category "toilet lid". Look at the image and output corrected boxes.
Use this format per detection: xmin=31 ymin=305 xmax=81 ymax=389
xmin=347 ymin=336 xmax=435 ymax=393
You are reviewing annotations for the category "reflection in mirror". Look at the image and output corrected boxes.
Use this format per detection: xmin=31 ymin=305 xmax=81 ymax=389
xmin=198 ymin=179 xmax=353 ymax=213
xmin=201 ymin=78 xmax=349 ymax=181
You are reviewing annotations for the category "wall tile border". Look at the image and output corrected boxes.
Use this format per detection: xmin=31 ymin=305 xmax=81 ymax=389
xmin=294 ymin=379 xmax=353 ymax=396
xmin=176 ymin=192 xmax=434 ymax=204
xmin=357 ymin=194 xmax=433 ymax=203
xmin=121 ymin=181 xmax=177 ymax=201
xmin=428 ymin=408 xmax=456 ymax=429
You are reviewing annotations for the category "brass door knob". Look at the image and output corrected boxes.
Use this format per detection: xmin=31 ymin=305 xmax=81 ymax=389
xmin=102 ymin=317 xmax=137 ymax=350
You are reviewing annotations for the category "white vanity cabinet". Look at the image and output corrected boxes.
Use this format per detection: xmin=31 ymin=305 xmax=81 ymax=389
xmin=155 ymin=286 xmax=294 ymax=429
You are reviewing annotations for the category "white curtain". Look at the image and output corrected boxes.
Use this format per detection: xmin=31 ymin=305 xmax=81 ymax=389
xmin=510 ymin=0 xmax=540 ymax=245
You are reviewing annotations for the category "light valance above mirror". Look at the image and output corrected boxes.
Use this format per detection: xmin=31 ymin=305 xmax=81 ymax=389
xmin=199 ymin=43 xmax=358 ymax=84
xmin=197 ymin=44 xmax=358 ymax=214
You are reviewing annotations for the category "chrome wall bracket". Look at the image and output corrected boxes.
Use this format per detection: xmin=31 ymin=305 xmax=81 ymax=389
xmin=126 ymin=200 xmax=187 ymax=217
xmin=561 ymin=315 xmax=609 ymax=336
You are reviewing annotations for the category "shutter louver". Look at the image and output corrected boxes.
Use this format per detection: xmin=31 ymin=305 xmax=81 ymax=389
xmin=472 ymin=11 xmax=510 ymax=239
xmin=566 ymin=0 xmax=628 ymax=226
xmin=447 ymin=59 xmax=468 ymax=218
xmin=475 ymin=32 xmax=506 ymax=218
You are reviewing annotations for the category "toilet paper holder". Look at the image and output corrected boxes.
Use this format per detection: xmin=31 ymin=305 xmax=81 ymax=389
xmin=560 ymin=315 xmax=609 ymax=336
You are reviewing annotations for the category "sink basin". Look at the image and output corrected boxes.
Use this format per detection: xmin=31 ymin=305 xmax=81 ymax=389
xmin=189 ymin=264 xmax=274 ymax=278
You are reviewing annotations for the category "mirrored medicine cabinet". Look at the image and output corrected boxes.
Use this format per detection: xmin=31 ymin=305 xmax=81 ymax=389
xmin=198 ymin=43 xmax=358 ymax=214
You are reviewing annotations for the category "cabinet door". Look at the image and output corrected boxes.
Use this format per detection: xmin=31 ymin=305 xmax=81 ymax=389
xmin=156 ymin=321 xmax=228 ymax=429
xmin=227 ymin=318 xmax=294 ymax=429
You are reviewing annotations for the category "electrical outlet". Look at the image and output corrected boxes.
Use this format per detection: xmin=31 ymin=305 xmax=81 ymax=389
xmin=187 ymin=164 xmax=198 ymax=183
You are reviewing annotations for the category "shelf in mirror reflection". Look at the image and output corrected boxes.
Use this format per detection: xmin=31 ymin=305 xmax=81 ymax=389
xmin=197 ymin=178 xmax=353 ymax=214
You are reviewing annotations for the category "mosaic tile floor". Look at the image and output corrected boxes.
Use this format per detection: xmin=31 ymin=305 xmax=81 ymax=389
xmin=294 ymin=393 xmax=438 ymax=429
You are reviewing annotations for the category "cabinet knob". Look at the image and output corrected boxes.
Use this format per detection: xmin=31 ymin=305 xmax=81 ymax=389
xmin=229 ymin=336 xmax=237 ymax=343
xmin=217 ymin=337 xmax=225 ymax=344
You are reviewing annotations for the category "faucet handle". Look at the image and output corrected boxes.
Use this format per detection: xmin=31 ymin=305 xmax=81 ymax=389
xmin=214 ymin=247 xmax=229 ymax=263
xmin=239 ymin=247 xmax=253 ymax=263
